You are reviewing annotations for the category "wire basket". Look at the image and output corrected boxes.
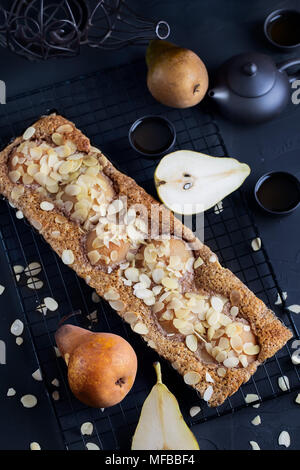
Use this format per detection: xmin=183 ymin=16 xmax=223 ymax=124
xmin=0 ymin=60 xmax=299 ymax=450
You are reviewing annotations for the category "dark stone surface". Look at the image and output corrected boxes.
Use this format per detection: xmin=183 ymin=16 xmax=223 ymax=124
xmin=0 ymin=0 xmax=299 ymax=450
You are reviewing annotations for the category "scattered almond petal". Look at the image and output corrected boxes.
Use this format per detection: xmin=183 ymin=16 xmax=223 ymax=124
xmin=293 ymin=349 xmax=300 ymax=365
xmin=86 ymin=442 xmax=100 ymax=450
xmin=27 ymin=277 xmax=43 ymax=289
xmin=245 ymin=393 xmax=260 ymax=405
xmin=291 ymin=340 xmax=300 ymax=349
xmin=295 ymin=393 xmax=300 ymax=404
xmin=288 ymin=304 xmax=300 ymax=314
xmin=51 ymin=378 xmax=59 ymax=387
xmin=21 ymin=394 xmax=37 ymax=408
xmin=275 ymin=291 xmax=287 ymax=305
xmin=0 ymin=285 xmax=5 ymax=295
xmin=16 ymin=210 xmax=23 ymax=219
xmin=81 ymin=422 xmax=94 ymax=435
xmin=249 ymin=441 xmax=260 ymax=450
xmin=278 ymin=375 xmax=290 ymax=391
xmin=278 ymin=430 xmax=290 ymax=448
xmin=251 ymin=415 xmax=261 ymax=426
xmin=32 ymin=369 xmax=42 ymax=381
xmin=0 ymin=340 xmax=5 ymax=364
xmin=30 ymin=442 xmax=41 ymax=450
xmin=13 ymin=265 xmax=24 ymax=274
xmin=24 ymin=262 xmax=41 ymax=277
xmin=44 ymin=297 xmax=58 ymax=312
xmin=189 ymin=406 xmax=201 ymax=417
xmin=54 ymin=346 xmax=61 ymax=357
xmin=91 ymin=291 xmax=101 ymax=303
xmin=52 ymin=391 xmax=60 ymax=401
xmin=10 ymin=319 xmax=24 ymax=336
xmin=16 ymin=337 xmax=23 ymax=346
xmin=214 ymin=201 xmax=223 ymax=214
xmin=7 ymin=388 xmax=16 ymax=397
xmin=251 ymin=237 xmax=261 ymax=251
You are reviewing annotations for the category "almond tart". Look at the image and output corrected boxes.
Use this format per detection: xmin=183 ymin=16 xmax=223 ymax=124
xmin=0 ymin=114 xmax=292 ymax=407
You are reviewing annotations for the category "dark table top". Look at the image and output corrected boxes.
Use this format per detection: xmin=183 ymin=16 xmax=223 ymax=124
xmin=0 ymin=0 xmax=300 ymax=450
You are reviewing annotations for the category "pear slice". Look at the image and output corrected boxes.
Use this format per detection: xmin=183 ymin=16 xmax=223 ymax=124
xmin=154 ymin=150 xmax=250 ymax=215
xmin=131 ymin=362 xmax=199 ymax=450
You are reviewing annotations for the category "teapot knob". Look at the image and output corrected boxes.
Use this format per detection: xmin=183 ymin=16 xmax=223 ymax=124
xmin=242 ymin=62 xmax=257 ymax=76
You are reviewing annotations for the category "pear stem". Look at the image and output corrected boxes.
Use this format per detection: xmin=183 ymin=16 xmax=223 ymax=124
xmin=153 ymin=361 xmax=162 ymax=384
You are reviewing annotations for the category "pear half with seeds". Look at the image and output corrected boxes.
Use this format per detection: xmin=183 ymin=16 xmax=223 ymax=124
xmin=131 ymin=362 xmax=199 ymax=450
xmin=154 ymin=150 xmax=250 ymax=215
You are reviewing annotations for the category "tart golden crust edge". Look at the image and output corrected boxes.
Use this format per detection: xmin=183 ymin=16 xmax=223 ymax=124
xmin=0 ymin=114 xmax=292 ymax=407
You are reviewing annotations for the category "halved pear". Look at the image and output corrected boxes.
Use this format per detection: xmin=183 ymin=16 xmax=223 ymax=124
xmin=154 ymin=150 xmax=250 ymax=215
xmin=131 ymin=362 xmax=199 ymax=450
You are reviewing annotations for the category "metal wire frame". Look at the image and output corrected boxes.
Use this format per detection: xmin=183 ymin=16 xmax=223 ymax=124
xmin=0 ymin=0 xmax=170 ymax=60
xmin=0 ymin=60 xmax=299 ymax=449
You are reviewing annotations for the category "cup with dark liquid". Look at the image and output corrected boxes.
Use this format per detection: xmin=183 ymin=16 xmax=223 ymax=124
xmin=264 ymin=9 xmax=300 ymax=50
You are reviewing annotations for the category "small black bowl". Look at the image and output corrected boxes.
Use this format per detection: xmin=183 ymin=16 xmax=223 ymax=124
xmin=254 ymin=171 xmax=300 ymax=215
xmin=128 ymin=115 xmax=176 ymax=159
xmin=264 ymin=9 xmax=300 ymax=50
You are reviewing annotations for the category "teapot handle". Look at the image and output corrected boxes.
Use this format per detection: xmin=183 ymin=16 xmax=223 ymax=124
xmin=277 ymin=58 xmax=300 ymax=83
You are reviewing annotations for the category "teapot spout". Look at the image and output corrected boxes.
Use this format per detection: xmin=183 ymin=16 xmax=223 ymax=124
xmin=208 ymin=87 xmax=229 ymax=101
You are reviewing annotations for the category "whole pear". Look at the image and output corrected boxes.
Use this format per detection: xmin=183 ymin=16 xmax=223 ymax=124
xmin=55 ymin=324 xmax=138 ymax=408
xmin=146 ymin=40 xmax=209 ymax=108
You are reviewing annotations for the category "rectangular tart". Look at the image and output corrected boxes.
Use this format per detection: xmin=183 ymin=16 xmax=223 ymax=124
xmin=0 ymin=114 xmax=292 ymax=407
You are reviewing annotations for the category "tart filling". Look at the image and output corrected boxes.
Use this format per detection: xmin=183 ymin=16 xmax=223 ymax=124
xmin=7 ymin=123 xmax=260 ymax=371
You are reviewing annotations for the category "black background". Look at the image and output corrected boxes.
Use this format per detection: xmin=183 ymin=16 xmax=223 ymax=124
xmin=0 ymin=0 xmax=299 ymax=450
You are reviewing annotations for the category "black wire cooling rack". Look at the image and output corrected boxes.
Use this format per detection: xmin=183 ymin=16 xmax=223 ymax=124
xmin=0 ymin=61 xmax=299 ymax=450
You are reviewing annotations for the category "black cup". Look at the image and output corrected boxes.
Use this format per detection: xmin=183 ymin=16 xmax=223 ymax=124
xmin=128 ymin=115 xmax=176 ymax=159
xmin=254 ymin=171 xmax=300 ymax=215
xmin=264 ymin=9 xmax=300 ymax=51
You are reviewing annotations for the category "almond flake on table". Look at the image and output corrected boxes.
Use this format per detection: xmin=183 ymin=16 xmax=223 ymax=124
xmin=291 ymin=340 xmax=300 ymax=349
xmin=86 ymin=442 xmax=100 ymax=450
xmin=295 ymin=393 xmax=300 ymax=404
xmin=36 ymin=304 xmax=47 ymax=315
xmin=52 ymin=391 xmax=60 ymax=401
xmin=278 ymin=375 xmax=290 ymax=392
xmin=189 ymin=406 xmax=201 ymax=417
xmin=54 ymin=346 xmax=61 ymax=357
xmin=16 ymin=337 xmax=23 ymax=346
xmin=13 ymin=265 xmax=24 ymax=275
xmin=20 ymin=394 xmax=37 ymax=408
xmin=251 ymin=237 xmax=261 ymax=251
xmin=24 ymin=262 xmax=41 ymax=277
xmin=7 ymin=388 xmax=16 ymax=397
xmin=278 ymin=431 xmax=290 ymax=448
xmin=251 ymin=415 xmax=261 ymax=426
xmin=249 ymin=441 xmax=260 ymax=450
xmin=30 ymin=442 xmax=41 ymax=450
xmin=275 ymin=292 xmax=287 ymax=305
xmin=32 ymin=369 xmax=42 ymax=381
xmin=10 ymin=319 xmax=24 ymax=336
xmin=51 ymin=378 xmax=59 ymax=387
xmin=0 ymin=285 xmax=5 ymax=295
xmin=245 ymin=393 xmax=260 ymax=405
xmin=292 ymin=349 xmax=300 ymax=365
xmin=27 ymin=277 xmax=43 ymax=290
xmin=0 ymin=340 xmax=5 ymax=364
xmin=44 ymin=297 xmax=58 ymax=312
xmin=214 ymin=201 xmax=223 ymax=214
xmin=16 ymin=210 xmax=24 ymax=219
xmin=81 ymin=422 xmax=94 ymax=436
xmin=287 ymin=304 xmax=300 ymax=314
xmin=91 ymin=291 xmax=101 ymax=303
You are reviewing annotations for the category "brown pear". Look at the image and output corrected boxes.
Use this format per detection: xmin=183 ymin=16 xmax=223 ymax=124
xmin=55 ymin=324 xmax=138 ymax=408
xmin=146 ymin=40 xmax=209 ymax=108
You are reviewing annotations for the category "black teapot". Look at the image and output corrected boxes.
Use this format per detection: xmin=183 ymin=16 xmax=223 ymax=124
xmin=208 ymin=52 xmax=300 ymax=123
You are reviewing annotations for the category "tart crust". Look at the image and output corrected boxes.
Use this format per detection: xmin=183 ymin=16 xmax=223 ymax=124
xmin=0 ymin=114 xmax=292 ymax=407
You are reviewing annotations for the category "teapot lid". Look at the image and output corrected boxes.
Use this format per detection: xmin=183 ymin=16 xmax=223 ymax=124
xmin=223 ymin=52 xmax=277 ymax=98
